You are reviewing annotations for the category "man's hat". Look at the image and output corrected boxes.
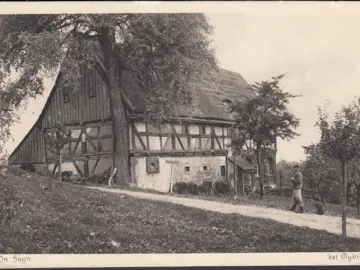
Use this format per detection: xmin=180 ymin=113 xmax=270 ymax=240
xmin=293 ymin=164 xmax=300 ymax=168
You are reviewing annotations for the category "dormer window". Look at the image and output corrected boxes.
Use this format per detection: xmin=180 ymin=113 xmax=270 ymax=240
xmin=222 ymin=99 xmax=233 ymax=111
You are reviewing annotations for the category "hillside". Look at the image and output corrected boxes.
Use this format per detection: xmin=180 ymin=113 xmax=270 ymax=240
xmin=1 ymin=167 xmax=360 ymax=253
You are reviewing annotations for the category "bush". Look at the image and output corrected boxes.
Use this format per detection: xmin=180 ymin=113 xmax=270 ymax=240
xmin=54 ymin=171 xmax=73 ymax=182
xmin=173 ymin=182 xmax=188 ymax=194
xmin=19 ymin=164 xmax=36 ymax=173
xmin=187 ymin=182 xmax=198 ymax=195
xmin=214 ymin=181 xmax=230 ymax=195
xmin=8 ymin=166 xmax=28 ymax=176
xmin=244 ymin=185 xmax=252 ymax=195
xmin=198 ymin=181 xmax=213 ymax=196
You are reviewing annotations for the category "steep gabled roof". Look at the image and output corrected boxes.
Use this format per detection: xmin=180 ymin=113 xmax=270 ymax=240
xmin=9 ymin=66 xmax=254 ymax=161
xmin=121 ymin=68 xmax=254 ymax=121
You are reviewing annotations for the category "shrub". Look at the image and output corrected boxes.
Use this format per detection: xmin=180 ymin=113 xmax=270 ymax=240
xmin=19 ymin=164 xmax=36 ymax=173
xmin=187 ymin=182 xmax=198 ymax=195
xmin=199 ymin=181 xmax=213 ymax=196
xmin=244 ymin=185 xmax=252 ymax=195
xmin=54 ymin=171 xmax=73 ymax=182
xmin=214 ymin=181 xmax=230 ymax=195
xmin=8 ymin=165 xmax=28 ymax=176
xmin=173 ymin=182 xmax=188 ymax=194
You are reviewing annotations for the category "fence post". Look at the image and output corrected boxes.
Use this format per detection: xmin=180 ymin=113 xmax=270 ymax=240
xmin=341 ymin=159 xmax=347 ymax=236
xmin=280 ymin=171 xmax=283 ymax=197
xmin=233 ymin=156 xmax=237 ymax=194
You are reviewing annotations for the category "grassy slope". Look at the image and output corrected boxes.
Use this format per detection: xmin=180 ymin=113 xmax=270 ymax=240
xmin=1 ymin=168 xmax=360 ymax=254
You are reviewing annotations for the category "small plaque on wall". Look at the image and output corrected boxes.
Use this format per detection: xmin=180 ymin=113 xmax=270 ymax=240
xmin=146 ymin=156 xmax=160 ymax=173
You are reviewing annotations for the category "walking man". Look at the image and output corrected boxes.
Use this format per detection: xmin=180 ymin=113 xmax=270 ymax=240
xmin=289 ymin=164 xmax=305 ymax=213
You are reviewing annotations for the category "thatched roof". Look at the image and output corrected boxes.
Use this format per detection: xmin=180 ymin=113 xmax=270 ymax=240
xmin=121 ymin=68 xmax=255 ymax=121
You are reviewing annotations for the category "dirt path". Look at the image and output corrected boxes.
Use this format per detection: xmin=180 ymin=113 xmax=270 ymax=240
xmin=88 ymin=186 xmax=360 ymax=238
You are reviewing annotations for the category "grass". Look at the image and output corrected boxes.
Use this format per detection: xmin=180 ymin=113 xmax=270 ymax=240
xmin=2 ymin=167 xmax=360 ymax=253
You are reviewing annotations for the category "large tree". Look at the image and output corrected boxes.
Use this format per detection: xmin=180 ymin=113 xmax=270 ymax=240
xmin=316 ymin=99 xmax=360 ymax=235
xmin=0 ymin=14 xmax=217 ymax=184
xmin=229 ymin=75 xmax=300 ymax=197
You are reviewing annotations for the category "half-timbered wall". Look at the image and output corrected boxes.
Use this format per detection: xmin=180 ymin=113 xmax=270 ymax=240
xmin=130 ymin=121 xmax=232 ymax=155
xmin=9 ymin=65 xmax=112 ymax=169
xmin=46 ymin=122 xmax=113 ymax=178
xmin=129 ymin=120 xmax=233 ymax=192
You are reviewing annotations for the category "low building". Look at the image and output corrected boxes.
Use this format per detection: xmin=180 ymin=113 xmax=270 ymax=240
xmin=8 ymin=64 xmax=276 ymax=192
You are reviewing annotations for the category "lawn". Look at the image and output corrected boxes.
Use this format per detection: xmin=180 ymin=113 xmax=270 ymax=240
xmin=1 ymin=167 xmax=360 ymax=254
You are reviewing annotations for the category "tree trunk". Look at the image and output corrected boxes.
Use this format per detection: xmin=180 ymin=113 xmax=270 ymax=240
xmin=256 ymin=147 xmax=265 ymax=197
xmin=99 ymin=29 xmax=130 ymax=186
xmin=233 ymin=155 xmax=237 ymax=194
xmin=280 ymin=171 xmax=283 ymax=197
xmin=346 ymin=183 xmax=351 ymax=206
xmin=317 ymin=182 xmax=325 ymax=205
xmin=58 ymin=152 xmax=62 ymax=182
xmin=251 ymin=171 xmax=255 ymax=193
xmin=341 ymin=159 xmax=347 ymax=236
xmin=241 ymin=170 xmax=245 ymax=195
xmin=357 ymin=185 xmax=360 ymax=214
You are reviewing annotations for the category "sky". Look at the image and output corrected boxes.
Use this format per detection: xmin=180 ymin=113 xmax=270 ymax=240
xmin=5 ymin=3 xmax=360 ymax=162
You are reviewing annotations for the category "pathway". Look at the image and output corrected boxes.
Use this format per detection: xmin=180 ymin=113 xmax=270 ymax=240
xmin=88 ymin=186 xmax=360 ymax=238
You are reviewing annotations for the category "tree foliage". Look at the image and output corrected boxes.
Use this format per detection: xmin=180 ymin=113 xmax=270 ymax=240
xmin=314 ymin=99 xmax=360 ymax=235
xmin=0 ymin=14 xmax=216 ymax=121
xmin=302 ymin=143 xmax=340 ymax=205
xmin=316 ymin=99 xmax=360 ymax=162
xmin=0 ymin=14 xmax=217 ymax=182
xmin=229 ymin=74 xmax=300 ymax=196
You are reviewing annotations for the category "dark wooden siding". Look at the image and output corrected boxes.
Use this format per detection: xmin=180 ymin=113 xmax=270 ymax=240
xmin=42 ymin=65 xmax=111 ymax=129
xmin=9 ymin=65 xmax=112 ymax=165
xmin=8 ymin=126 xmax=45 ymax=165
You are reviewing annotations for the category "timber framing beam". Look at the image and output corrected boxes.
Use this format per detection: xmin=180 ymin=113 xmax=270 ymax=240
xmin=130 ymin=150 xmax=228 ymax=157
xmin=128 ymin=114 xmax=234 ymax=126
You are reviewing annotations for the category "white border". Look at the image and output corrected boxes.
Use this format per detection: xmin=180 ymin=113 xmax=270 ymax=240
xmin=0 ymin=253 xmax=360 ymax=268
xmin=1 ymin=1 xmax=360 ymax=267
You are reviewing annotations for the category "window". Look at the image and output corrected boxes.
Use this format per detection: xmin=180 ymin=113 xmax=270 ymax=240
xmin=265 ymin=159 xmax=271 ymax=174
xmin=203 ymin=165 xmax=209 ymax=171
xmin=184 ymin=166 xmax=190 ymax=172
xmin=146 ymin=156 xmax=160 ymax=174
xmin=254 ymin=164 xmax=259 ymax=176
xmin=220 ymin=165 xmax=226 ymax=177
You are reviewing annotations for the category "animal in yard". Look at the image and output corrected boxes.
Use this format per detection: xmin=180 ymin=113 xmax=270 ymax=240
xmin=314 ymin=202 xmax=324 ymax=215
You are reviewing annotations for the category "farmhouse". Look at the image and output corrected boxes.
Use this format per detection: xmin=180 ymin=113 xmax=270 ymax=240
xmin=8 ymin=65 xmax=277 ymax=192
